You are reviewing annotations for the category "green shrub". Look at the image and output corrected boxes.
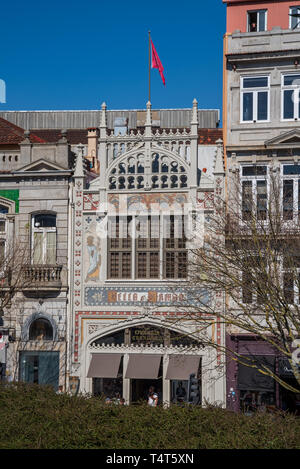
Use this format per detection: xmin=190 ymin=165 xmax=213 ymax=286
xmin=0 ymin=382 xmax=299 ymax=449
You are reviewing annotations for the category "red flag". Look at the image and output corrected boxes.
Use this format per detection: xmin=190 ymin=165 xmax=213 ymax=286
xmin=151 ymin=39 xmax=165 ymax=86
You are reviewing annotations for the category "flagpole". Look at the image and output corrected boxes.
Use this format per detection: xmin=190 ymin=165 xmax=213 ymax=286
xmin=148 ymin=30 xmax=151 ymax=102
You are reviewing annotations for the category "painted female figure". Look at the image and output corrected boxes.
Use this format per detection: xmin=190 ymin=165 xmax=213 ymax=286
xmin=86 ymin=235 xmax=101 ymax=282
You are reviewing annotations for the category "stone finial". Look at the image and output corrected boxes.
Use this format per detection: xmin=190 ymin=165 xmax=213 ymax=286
xmin=214 ymin=139 xmax=225 ymax=174
xmin=145 ymin=101 xmax=152 ymax=127
xmin=74 ymin=144 xmax=85 ymax=177
xmin=191 ymin=98 xmax=198 ymax=125
xmin=100 ymin=102 xmax=107 ymax=128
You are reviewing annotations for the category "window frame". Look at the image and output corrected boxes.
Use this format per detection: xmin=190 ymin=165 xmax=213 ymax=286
xmin=240 ymin=165 xmax=269 ymax=222
xmin=107 ymin=214 xmax=188 ymax=280
xmin=247 ymin=9 xmax=268 ymax=32
xmin=281 ymin=73 xmax=300 ymax=121
xmin=107 ymin=216 xmax=133 ymax=279
xmin=289 ymin=6 xmax=300 ymax=30
xmin=280 ymin=163 xmax=300 ymax=222
xmin=31 ymin=213 xmax=57 ymax=265
xmin=240 ymin=75 xmax=270 ymax=124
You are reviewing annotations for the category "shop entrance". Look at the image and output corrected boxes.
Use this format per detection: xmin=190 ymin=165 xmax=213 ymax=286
xmin=131 ymin=378 xmax=163 ymax=405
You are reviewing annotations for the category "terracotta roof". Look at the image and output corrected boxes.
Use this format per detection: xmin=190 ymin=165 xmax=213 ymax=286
xmin=198 ymin=129 xmax=223 ymax=145
xmin=0 ymin=117 xmax=46 ymax=145
xmin=33 ymin=129 xmax=88 ymax=145
xmin=0 ymin=117 xmax=45 ymax=145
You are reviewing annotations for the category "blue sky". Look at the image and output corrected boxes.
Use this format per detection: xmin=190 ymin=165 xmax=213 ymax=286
xmin=0 ymin=0 xmax=226 ymax=115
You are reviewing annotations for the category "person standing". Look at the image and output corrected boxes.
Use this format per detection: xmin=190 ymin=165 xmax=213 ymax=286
xmin=147 ymin=386 xmax=158 ymax=407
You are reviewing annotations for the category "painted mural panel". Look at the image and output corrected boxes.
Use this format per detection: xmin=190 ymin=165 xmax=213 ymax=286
xmin=83 ymin=217 xmax=105 ymax=283
xmin=84 ymin=286 xmax=210 ymax=307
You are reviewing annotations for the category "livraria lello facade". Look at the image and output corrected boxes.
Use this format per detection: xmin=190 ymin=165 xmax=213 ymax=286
xmin=0 ymin=102 xmax=226 ymax=405
xmin=0 ymin=0 xmax=299 ymax=413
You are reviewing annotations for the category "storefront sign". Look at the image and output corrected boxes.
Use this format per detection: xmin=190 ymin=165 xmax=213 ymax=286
xmin=85 ymin=286 xmax=209 ymax=307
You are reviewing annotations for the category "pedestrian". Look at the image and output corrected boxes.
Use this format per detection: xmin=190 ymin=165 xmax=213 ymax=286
xmin=147 ymin=386 xmax=158 ymax=407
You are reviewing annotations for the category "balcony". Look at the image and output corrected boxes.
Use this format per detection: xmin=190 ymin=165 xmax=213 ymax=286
xmin=23 ymin=265 xmax=63 ymax=293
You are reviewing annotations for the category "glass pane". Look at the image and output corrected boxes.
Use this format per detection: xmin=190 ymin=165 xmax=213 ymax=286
xmin=109 ymin=252 xmax=119 ymax=278
xmin=284 ymin=90 xmax=294 ymax=119
xmin=283 ymin=165 xmax=300 ymax=175
xmin=284 ymin=75 xmax=300 ymax=86
xmin=243 ymin=93 xmax=253 ymax=121
xmin=0 ymin=220 xmax=5 ymax=232
xmin=290 ymin=8 xmax=300 ymax=29
xmin=243 ymin=77 xmax=268 ymax=88
xmin=92 ymin=330 xmax=125 ymax=346
xmin=0 ymin=205 xmax=8 ymax=214
xmin=34 ymin=214 xmax=56 ymax=228
xmin=257 ymin=180 xmax=267 ymax=220
xmin=242 ymin=181 xmax=253 ymax=220
xmin=242 ymin=166 xmax=267 ymax=177
xmin=165 ymin=252 xmax=175 ymax=278
xmin=121 ymin=252 xmax=131 ymax=278
xmin=150 ymin=252 xmax=159 ymax=278
xmin=171 ymin=380 xmax=189 ymax=404
xmin=46 ymin=232 xmax=56 ymax=264
xmin=283 ymin=180 xmax=294 ymax=220
xmin=258 ymin=11 xmax=266 ymax=32
xmin=33 ymin=232 xmax=43 ymax=264
xmin=257 ymin=91 xmax=268 ymax=120
xmin=19 ymin=353 xmax=39 ymax=384
xmin=38 ymin=352 xmax=59 ymax=390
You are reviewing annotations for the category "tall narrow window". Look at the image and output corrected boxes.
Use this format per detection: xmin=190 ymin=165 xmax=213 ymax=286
xmin=247 ymin=10 xmax=267 ymax=32
xmin=282 ymin=74 xmax=300 ymax=120
xmin=32 ymin=213 xmax=57 ymax=265
xmin=108 ymin=216 xmax=132 ymax=279
xmin=241 ymin=166 xmax=268 ymax=222
xmin=136 ymin=216 xmax=160 ymax=279
xmin=257 ymin=180 xmax=267 ymax=220
xmin=283 ymin=180 xmax=294 ymax=220
xmin=282 ymin=164 xmax=300 ymax=222
xmin=164 ymin=215 xmax=187 ymax=279
xmin=241 ymin=77 xmax=269 ymax=123
xmin=242 ymin=181 xmax=253 ymax=221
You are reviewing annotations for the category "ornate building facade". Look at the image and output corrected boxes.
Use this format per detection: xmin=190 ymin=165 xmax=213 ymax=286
xmin=0 ymin=102 xmax=225 ymax=406
xmin=67 ymin=100 xmax=226 ymax=405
